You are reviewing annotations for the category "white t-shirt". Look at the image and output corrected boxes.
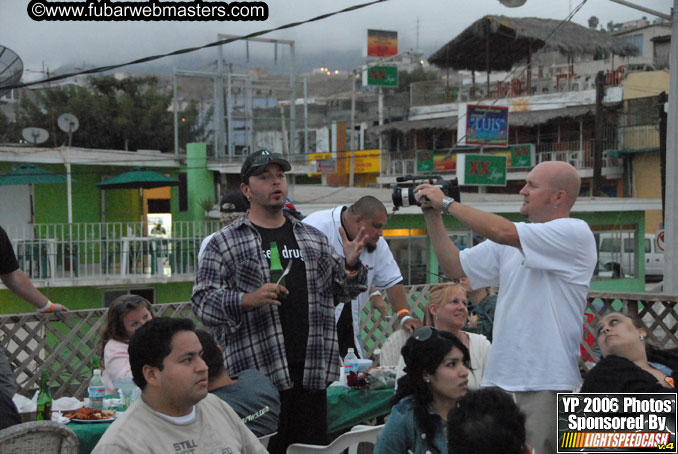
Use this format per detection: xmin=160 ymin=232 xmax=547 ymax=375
xmin=460 ymin=217 xmax=596 ymax=392
xmin=303 ymin=206 xmax=403 ymax=357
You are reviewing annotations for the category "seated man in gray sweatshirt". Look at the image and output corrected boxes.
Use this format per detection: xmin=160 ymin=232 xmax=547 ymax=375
xmin=196 ymin=329 xmax=280 ymax=437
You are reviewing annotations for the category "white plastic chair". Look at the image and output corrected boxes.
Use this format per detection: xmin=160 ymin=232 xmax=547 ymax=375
xmin=379 ymin=329 xmax=409 ymax=367
xmin=286 ymin=424 xmax=383 ymax=454
xmin=258 ymin=431 xmax=277 ymax=448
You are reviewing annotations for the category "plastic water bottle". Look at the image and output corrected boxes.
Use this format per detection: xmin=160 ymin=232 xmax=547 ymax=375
xmin=88 ymin=369 xmax=105 ymax=410
xmin=344 ymin=348 xmax=358 ymax=375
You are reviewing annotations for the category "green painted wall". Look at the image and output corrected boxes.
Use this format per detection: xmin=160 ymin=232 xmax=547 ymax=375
xmin=4 ymin=163 xmax=184 ymax=225
xmin=0 ymin=282 xmax=194 ymax=314
xmin=184 ymin=142 xmax=214 ymax=222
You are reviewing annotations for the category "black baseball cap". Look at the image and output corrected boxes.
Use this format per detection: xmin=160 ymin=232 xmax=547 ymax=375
xmin=240 ymin=149 xmax=291 ymax=182
xmin=220 ymin=190 xmax=249 ymax=213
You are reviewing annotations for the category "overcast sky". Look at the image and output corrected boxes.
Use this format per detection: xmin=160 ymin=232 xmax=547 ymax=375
xmin=0 ymin=0 xmax=672 ymax=80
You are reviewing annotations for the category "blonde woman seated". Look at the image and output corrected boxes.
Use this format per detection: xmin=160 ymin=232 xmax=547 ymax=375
xmin=396 ymin=282 xmax=491 ymax=389
xmin=98 ymin=295 xmax=153 ymax=394
xmin=581 ymin=311 xmax=678 ymax=393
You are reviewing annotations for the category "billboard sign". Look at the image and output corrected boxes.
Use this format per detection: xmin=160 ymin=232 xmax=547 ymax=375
xmin=416 ymin=150 xmax=434 ymax=172
xmin=509 ymin=143 xmax=535 ymax=168
xmin=367 ymin=66 xmax=398 ymax=87
xmin=457 ymin=104 xmax=509 ymax=147
xmin=457 ymin=154 xmax=507 ymax=186
xmin=317 ymin=159 xmax=337 ymax=174
xmin=367 ymin=29 xmax=398 ymax=57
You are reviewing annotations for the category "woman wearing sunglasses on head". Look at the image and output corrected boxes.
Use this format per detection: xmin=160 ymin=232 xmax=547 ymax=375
xmin=395 ymin=282 xmax=491 ymax=390
xmin=375 ymin=327 xmax=470 ymax=454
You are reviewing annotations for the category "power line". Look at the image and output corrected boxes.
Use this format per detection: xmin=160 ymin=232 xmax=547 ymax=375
xmin=4 ymin=0 xmax=388 ymax=90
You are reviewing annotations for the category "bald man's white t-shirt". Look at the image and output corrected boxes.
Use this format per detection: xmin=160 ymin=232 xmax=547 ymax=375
xmin=460 ymin=217 xmax=596 ymax=392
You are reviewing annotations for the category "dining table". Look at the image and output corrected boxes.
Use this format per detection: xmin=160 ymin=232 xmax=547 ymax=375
xmin=69 ymin=385 xmax=394 ymax=454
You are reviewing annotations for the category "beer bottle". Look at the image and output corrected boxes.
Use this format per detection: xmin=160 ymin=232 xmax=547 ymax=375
xmin=36 ymin=370 xmax=52 ymax=421
xmin=269 ymin=242 xmax=286 ymax=288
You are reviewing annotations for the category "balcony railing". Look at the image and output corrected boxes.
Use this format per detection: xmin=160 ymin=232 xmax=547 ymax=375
xmin=2 ymin=288 xmax=676 ymax=398
xmin=379 ymin=140 xmax=623 ymax=177
xmin=617 ymin=124 xmax=660 ymax=152
xmin=535 ymin=140 xmax=622 ymax=169
xmin=2 ymin=221 xmax=221 ymax=281
xmin=410 ymin=62 xmax=626 ymax=107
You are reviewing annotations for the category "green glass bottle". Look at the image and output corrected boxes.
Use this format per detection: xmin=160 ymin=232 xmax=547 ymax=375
xmin=36 ymin=370 xmax=52 ymax=421
xmin=269 ymin=242 xmax=286 ymax=288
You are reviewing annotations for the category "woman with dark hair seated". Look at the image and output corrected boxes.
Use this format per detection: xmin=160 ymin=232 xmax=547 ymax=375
xmin=581 ymin=311 xmax=678 ymax=393
xmin=375 ymin=327 xmax=470 ymax=454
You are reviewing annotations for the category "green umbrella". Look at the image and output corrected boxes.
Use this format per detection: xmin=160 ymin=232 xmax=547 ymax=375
xmin=0 ymin=163 xmax=77 ymax=224
xmin=96 ymin=167 xmax=179 ymax=189
xmin=0 ymin=163 xmax=74 ymax=185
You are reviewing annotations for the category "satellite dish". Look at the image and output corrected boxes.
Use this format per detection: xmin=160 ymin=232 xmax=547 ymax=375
xmin=21 ymin=127 xmax=49 ymax=145
xmin=0 ymin=45 xmax=23 ymax=97
xmin=498 ymin=0 xmax=527 ymax=6
xmin=58 ymin=113 xmax=79 ymax=147
xmin=58 ymin=113 xmax=79 ymax=133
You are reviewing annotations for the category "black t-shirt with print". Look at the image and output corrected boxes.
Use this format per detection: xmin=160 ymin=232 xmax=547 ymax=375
xmin=254 ymin=219 xmax=309 ymax=386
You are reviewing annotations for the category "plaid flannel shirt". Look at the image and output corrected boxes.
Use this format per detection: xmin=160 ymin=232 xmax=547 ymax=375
xmin=191 ymin=213 xmax=367 ymax=391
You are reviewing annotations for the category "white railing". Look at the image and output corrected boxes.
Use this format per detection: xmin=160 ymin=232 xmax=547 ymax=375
xmin=536 ymin=140 xmax=622 ymax=169
xmin=3 ymin=221 xmax=220 ymax=281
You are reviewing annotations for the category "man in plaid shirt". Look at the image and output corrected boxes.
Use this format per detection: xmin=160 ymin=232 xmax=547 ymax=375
xmin=192 ymin=150 xmax=368 ymax=454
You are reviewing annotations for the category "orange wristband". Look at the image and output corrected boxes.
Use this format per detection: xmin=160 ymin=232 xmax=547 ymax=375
xmin=397 ymin=308 xmax=410 ymax=317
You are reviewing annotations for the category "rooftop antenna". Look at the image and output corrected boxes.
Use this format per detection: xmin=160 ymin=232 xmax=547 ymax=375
xmin=21 ymin=127 xmax=49 ymax=145
xmin=57 ymin=113 xmax=79 ymax=147
xmin=0 ymin=45 xmax=23 ymax=97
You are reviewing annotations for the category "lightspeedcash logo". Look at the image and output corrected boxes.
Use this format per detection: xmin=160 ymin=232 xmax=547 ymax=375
xmin=27 ymin=0 xmax=269 ymax=22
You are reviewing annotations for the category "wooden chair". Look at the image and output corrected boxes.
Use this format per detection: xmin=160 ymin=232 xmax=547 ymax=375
xmin=0 ymin=420 xmax=79 ymax=454
xmin=286 ymin=424 xmax=383 ymax=454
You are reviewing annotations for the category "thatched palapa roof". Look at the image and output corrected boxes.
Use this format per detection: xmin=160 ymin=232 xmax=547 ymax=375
xmin=428 ymin=15 xmax=639 ymax=72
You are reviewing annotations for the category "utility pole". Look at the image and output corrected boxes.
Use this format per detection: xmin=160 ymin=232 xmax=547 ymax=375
xmin=663 ymin=0 xmax=678 ymax=293
xmin=592 ymin=71 xmax=605 ymax=196
xmin=658 ymin=92 xmax=668 ymax=219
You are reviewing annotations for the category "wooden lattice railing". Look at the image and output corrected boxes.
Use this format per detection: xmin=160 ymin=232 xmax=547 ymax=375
xmin=2 ymin=288 xmax=677 ymax=398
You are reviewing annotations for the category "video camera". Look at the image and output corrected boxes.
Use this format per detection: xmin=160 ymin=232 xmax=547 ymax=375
xmin=390 ymin=175 xmax=461 ymax=211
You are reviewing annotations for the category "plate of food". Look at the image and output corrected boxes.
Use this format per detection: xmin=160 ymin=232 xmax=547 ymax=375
xmin=64 ymin=408 xmax=117 ymax=423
